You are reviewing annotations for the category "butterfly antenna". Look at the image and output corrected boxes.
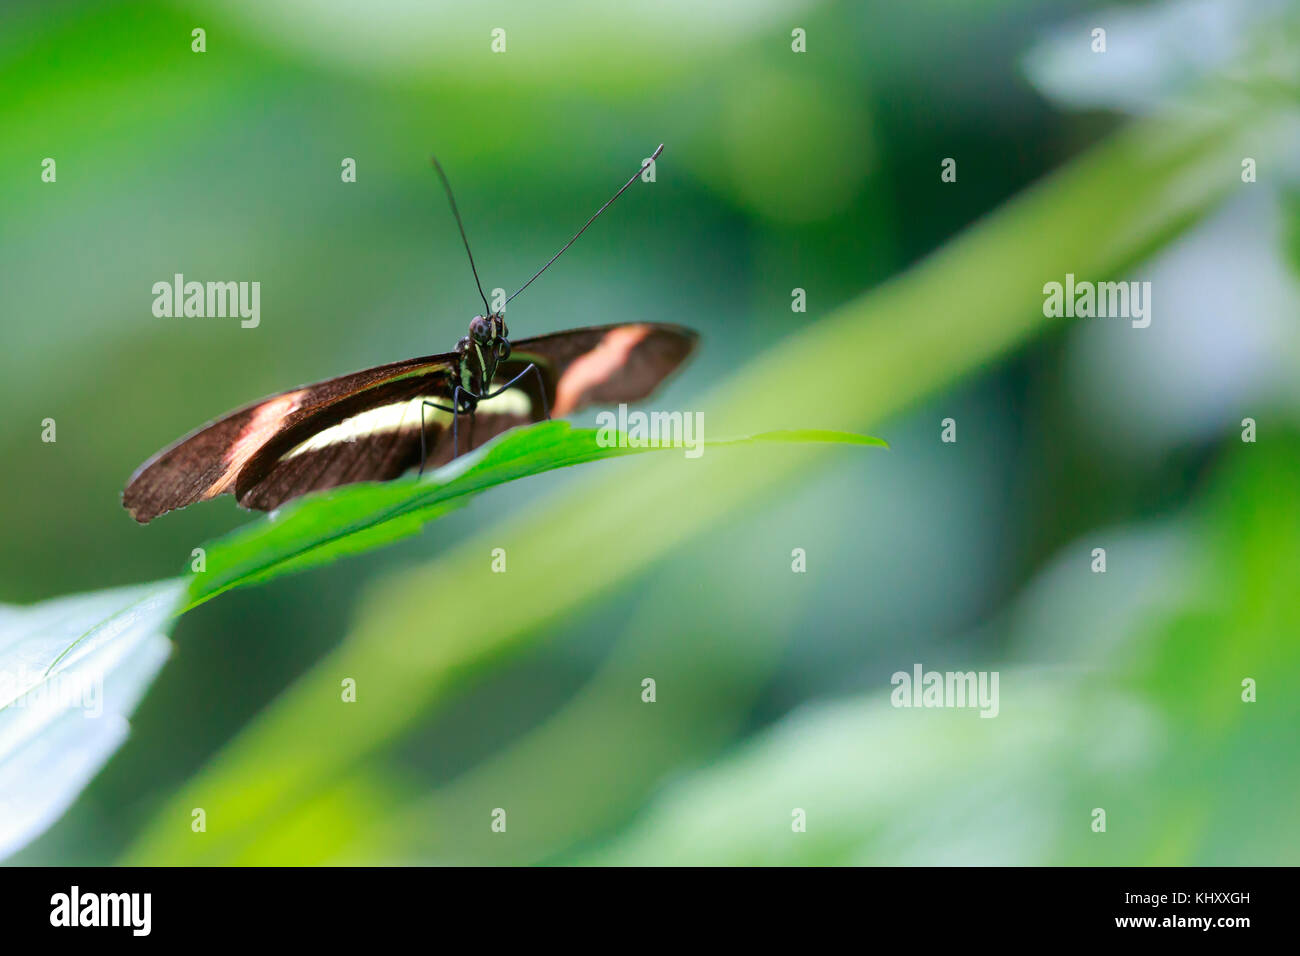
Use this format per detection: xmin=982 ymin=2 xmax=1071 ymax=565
xmin=506 ymin=144 xmax=663 ymax=305
xmin=430 ymin=154 xmax=492 ymax=315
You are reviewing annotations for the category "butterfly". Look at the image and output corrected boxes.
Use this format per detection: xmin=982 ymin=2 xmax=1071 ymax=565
xmin=123 ymin=145 xmax=697 ymax=524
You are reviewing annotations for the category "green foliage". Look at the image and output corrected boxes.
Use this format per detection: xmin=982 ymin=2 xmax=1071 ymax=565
xmin=185 ymin=423 xmax=885 ymax=608
xmin=579 ymin=441 xmax=1300 ymax=865
xmin=0 ymin=425 xmax=879 ymax=860
xmin=119 ymin=94 xmax=1285 ymax=864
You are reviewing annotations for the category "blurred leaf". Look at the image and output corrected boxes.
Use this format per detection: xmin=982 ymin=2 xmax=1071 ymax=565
xmin=1282 ymin=186 xmax=1300 ymax=277
xmin=317 ymin=548 xmax=807 ymax=865
xmin=184 ymin=422 xmax=884 ymax=608
xmin=578 ymin=680 xmax=1078 ymax=865
xmin=211 ymin=0 xmax=817 ymax=92
xmin=1022 ymin=0 xmax=1295 ymax=115
xmin=580 ymin=439 xmax=1300 ymax=865
xmin=0 ymin=579 xmax=183 ymax=859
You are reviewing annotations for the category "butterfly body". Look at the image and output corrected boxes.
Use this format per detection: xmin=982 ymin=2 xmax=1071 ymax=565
xmin=453 ymin=313 xmax=513 ymax=407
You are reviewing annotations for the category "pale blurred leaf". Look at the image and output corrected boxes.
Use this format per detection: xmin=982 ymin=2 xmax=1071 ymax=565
xmin=0 ymin=580 xmax=184 ymax=859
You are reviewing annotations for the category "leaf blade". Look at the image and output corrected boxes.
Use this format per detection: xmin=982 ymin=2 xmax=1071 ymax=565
xmin=185 ymin=422 xmax=884 ymax=607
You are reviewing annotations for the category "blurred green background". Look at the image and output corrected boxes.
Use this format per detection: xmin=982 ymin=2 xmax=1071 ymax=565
xmin=2 ymin=0 xmax=1298 ymax=864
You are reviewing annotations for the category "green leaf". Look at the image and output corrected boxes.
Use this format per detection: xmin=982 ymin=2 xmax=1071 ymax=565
xmin=0 ymin=580 xmax=185 ymax=859
xmin=184 ymin=421 xmax=885 ymax=609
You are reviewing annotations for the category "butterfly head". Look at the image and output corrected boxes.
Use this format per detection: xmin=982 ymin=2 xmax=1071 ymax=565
xmin=458 ymin=314 xmax=512 ymax=394
xmin=467 ymin=312 xmax=506 ymax=345
xmin=466 ymin=313 xmax=510 ymax=352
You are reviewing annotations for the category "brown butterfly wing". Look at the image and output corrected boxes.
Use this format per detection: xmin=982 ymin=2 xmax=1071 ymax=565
xmin=505 ymin=322 xmax=698 ymax=416
xmin=122 ymin=354 xmax=456 ymax=523
xmin=235 ymin=323 xmax=697 ymax=512
xmin=126 ymin=323 xmax=698 ymax=521
xmin=232 ymin=368 xmax=471 ymax=512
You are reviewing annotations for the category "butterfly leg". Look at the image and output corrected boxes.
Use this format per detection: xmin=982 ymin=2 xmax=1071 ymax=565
xmin=531 ymin=363 xmax=550 ymax=420
xmin=450 ymin=385 xmax=482 ymax=460
xmin=482 ymin=363 xmax=549 ymax=420
xmin=419 ymin=399 xmax=458 ymax=476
